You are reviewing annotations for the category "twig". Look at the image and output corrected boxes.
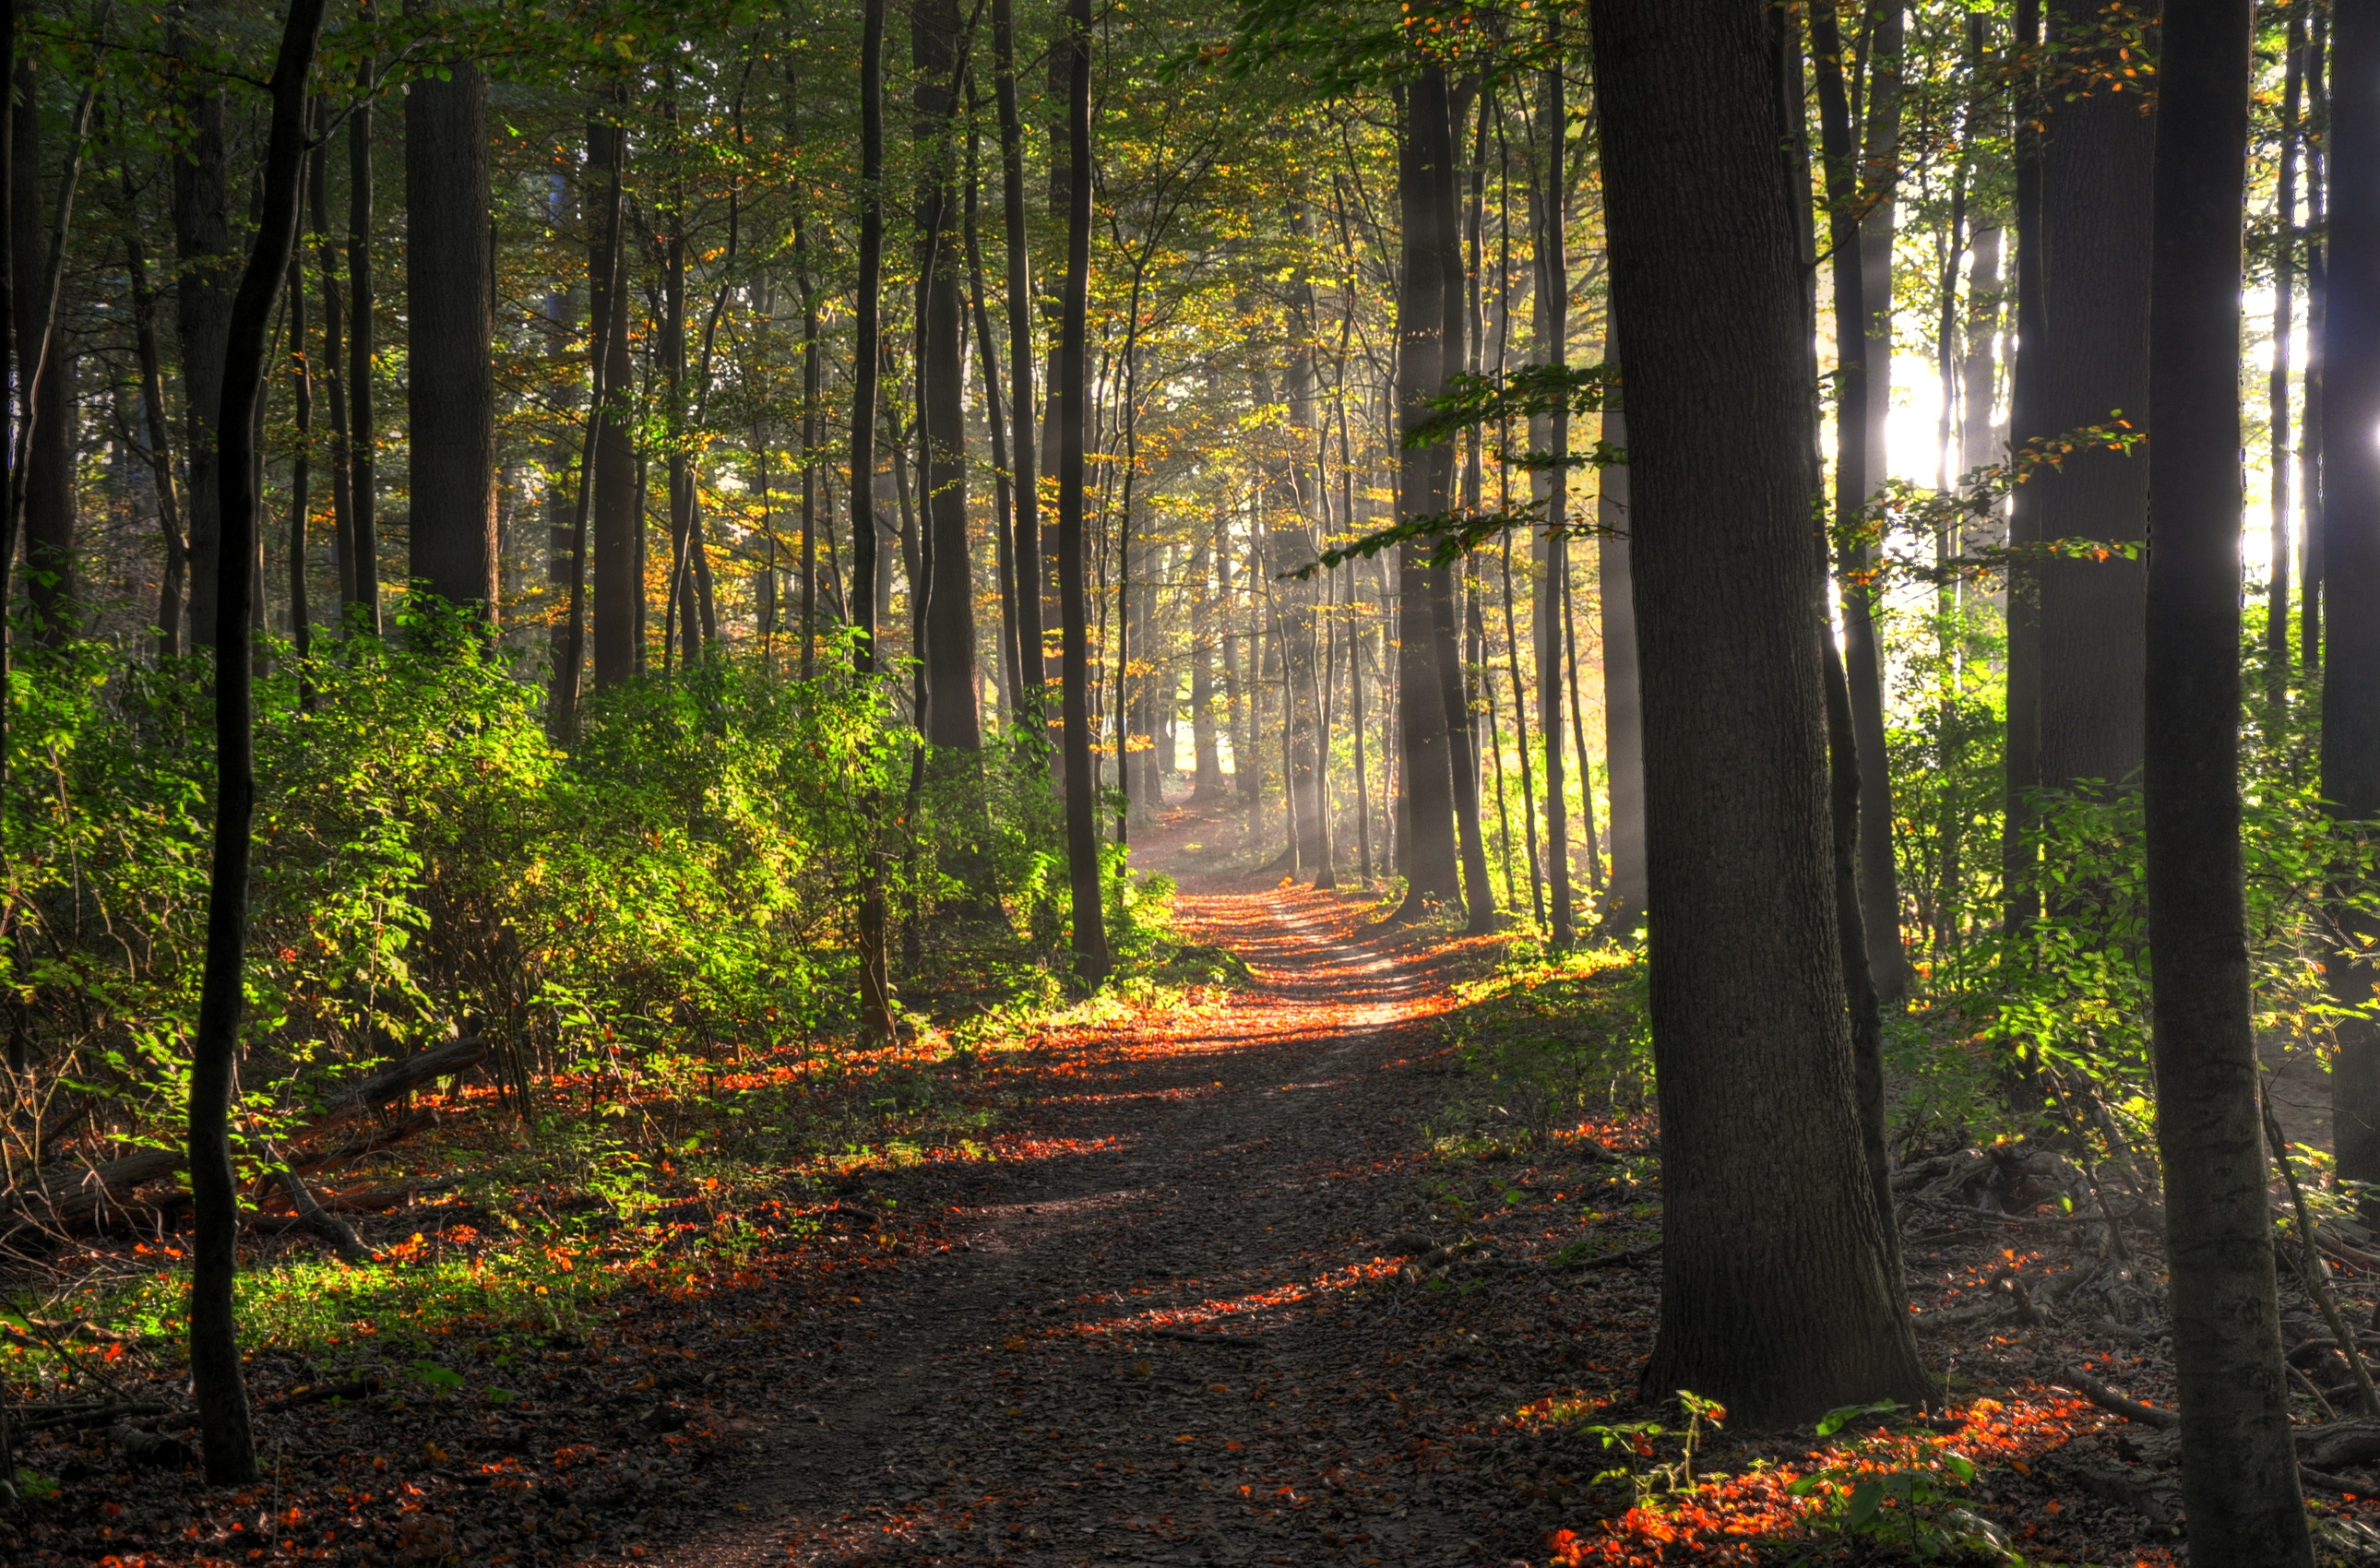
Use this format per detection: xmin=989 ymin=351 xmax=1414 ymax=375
xmin=2263 ymin=1085 xmax=2380 ymax=1416
xmin=1146 ymin=1328 xmax=1265 ymax=1346
xmin=2300 ymin=1466 xmax=2370 ymax=1496
xmin=2044 ymin=1363 xmax=2179 ymax=1429
xmin=268 ymin=1141 xmax=371 ymax=1265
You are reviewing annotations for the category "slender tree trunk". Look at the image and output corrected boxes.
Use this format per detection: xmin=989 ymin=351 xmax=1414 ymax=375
xmin=2003 ymin=0 xmax=2046 ymax=932
xmin=1590 ymin=0 xmax=1929 ymax=1424
xmin=285 ymin=240 xmax=313 ymax=667
xmin=851 ymin=0 xmax=897 ymax=1034
xmin=589 ymin=88 xmax=637 ymax=687
xmin=2327 ymin=0 xmax=2380 ymax=1194
xmin=405 ymin=39 xmax=495 ymax=621
xmin=125 ymin=225 xmax=186 ymax=660
xmin=2309 ymin=4 xmax=2331 ymax=676
xmin=994 ymin=0 xmax=1045 ymax=714
xmin=10 ymin=64 xmax=72 ymax=642
xmin=1056 ymin=0 xmax=1108 ymax=981
xmin=799 ymin=210 xmax=820 ymax=681
xmin=346 ymin=39 xmax=379 ymax=632
xmin=964 ymin=113 xmax=1023 ymax=719
xmin=2271 ymin=5 xmax=2304 ymax=709
xmin=1811 ymin=0 xmax=1911 ymax=1001
xmin=170 ymin=27 xmax=236 ymax=647
xmin=914 ymin=0 xmax=979 ymax=750
xmin=306 ymin=104 xmax=352 ymax=618
xmin=189 ymin=0 xmax=328 ymax=1487
xmin=1191 ymin=533 xmax=1224 ymax=798
xmin=2146 ymin=6 xmax=2313 ymax=1558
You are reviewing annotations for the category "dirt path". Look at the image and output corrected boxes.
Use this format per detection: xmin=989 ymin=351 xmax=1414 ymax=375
xmin=649 ymin=834 xmax=1562 ymax=1568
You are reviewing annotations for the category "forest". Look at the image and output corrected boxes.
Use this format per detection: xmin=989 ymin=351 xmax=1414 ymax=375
xmin=0 ymin=0 xmax=2365 ymax=1562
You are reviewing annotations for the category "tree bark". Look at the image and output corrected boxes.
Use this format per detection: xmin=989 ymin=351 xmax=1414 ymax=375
xmin=2003 ymin=0 xmax=2046 ymax=932
xmin=10 ymin=64 xmax=73 ymax=642
xmin=1056 ymin=0 xmax=1109 ymax=982
xmin=915 ymin=0 xmax=979 ymax=750
xmin=1598 ymin=375 xmax=1647 ymax=931
xmin=404 ymin=41 xmax=496 ymax=621
xmin=2035 ymin=0 xmax=2153 ymax=796
xmin=994 ymin=0 xmax=1046 ymax=712
xmin=1590 ymin=0 xmax=1929 ymax=1424
xmin=2327 ymin=0 xmax=2380 ymax=1194
xmin=2271 ymin=4 xmax=2305 ymax=709
xmin=1533 ymin=43 xmax=1575 ymax=948
xmin=2144 ymin=5 xmax=2314 ymax=1557
xmin=125 ymin=221 xmax=186 ymax=661
xmin=169 ymin=26 xmax=236 ymax=647
xmin=589 ymin=89 xmax=637 ymax=688
xmin=851 ymin=0 xmax=897 ymax=1033
xmin=306 ymin=101 xmax=352 ymax=619
xmin=344 ymin=41 xmax=379 ymax=633
xmin=1390 ymin=69 xmax=1463 ymax=919
xmin=189 ymin=0 xmax=328 ymax=1486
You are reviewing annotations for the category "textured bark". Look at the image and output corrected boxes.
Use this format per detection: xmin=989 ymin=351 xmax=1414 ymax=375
xmin=2145 ymin=5 xmax=2314 ymax=1558
xmin=1596 ymin=395 xmax=1647 ymax=931
xmin=306 ymin=103 xmax=352 ymax=617
xmin=1590 ymin=0 xmax=1929 ymax=1424
xmin=11 ymin=65 xmax=72 ymax=640
xmin=125 ymin=225 xmax=185 ymax=659
xmin=851 ymin=0 xmax=896 ymax=1033
xmin=1390 ymin=69 xmax=1463 ymax=917
xmin=2002 ymin=0 xmax=2045 ymax=931
xmin=914 ymin=0 xmax=980 ymax=749
xmin=589 ymin=93 xmax=637 ymax=687
xmin=2328 ymin=0 xmax=2380 ymax=1193
xmin=1056 ymin=0 xmax=1108 ymax=981
xmin=169 ymin=29 xmax=235 ymax=647
xmin=1534 ymin=46 xmax=1575 ymax=947
xmin=2033 ymin=0 xmax=2153 ymax=795
xmin=994 ymin=0 xmax=1045 ymax=710
xmin=189 ymin=0 xmax=328 ymax=1487
xmin=2271 ymin=5 xmax=2304 ymax=708
xmin=404 ymin=47 xmax=496 ymax=619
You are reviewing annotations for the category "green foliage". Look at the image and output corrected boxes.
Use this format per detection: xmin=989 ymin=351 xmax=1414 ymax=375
xmin=1437 ymin=941 xmax=1648 ymax=1152
xmin=1787 ymin=1405 xmax=2017 ymax=1562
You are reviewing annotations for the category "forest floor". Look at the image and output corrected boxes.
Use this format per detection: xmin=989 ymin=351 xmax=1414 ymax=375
xmin=14 ymin=802 xmax=2380 ymax=1566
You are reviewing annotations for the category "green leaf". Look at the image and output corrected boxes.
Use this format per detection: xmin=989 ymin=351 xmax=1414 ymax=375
xmin=1846 ymin=1478 xmax=1886 ymax=1529
xmin=1815 ymin=1398 xmax=1902 ymax=1437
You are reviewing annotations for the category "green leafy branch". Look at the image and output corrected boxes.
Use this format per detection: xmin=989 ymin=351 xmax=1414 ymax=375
xmin=1401 ymin=362 xmax=1620 ymax=449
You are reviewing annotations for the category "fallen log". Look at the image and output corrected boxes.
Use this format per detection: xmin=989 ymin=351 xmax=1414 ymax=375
xmin=2043 ymin=1365 xmax=2179 ymax=1429
xmin=0 ymin=1039 xmax=484 ymax=1237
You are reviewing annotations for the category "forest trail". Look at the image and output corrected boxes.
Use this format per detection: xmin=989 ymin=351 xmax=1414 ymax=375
xmin=649 ymin=810 xmax=1537 ymax=1568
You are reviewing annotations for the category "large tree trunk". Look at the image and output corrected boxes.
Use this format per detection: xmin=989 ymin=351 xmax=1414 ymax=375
xmin=589 ymin=90 xmax=637 ymax=688
xmin=404 ymin=46 xmax=496 ymax=621
xmin=2002 ymin=0 xmax=2046 ymax=932
xmin=2145 ymin=6 xmax=2314 ymax=1559
xmin=914 ymin=0 xmax=980 ymax=750
xmin=1390 ymin=69 xmax=1463 ymax=919
xmin=1589 ymin=0 xmax=1929 ymax=1425
xmin=2328 ymin=0 xmax=2380 ymax=1194
xmin=1056 ymin=0 xmax=1108 ymax=982
xmin=11 ymin=65 xmax=72 ymax=642
xmin=2034 ymin=0 xmax=2153 ymax=796
xmin=169 ymin=26 xmax=235 ymax=648
xmin=188 ymin=0 xmax=328 ymax=1487
xmin=851 ymin=0 xmax=897 ymax=1035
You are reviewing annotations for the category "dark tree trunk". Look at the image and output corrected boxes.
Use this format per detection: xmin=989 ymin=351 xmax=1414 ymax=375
xmin=169 ymin=27 xmax=235 ymax=647
xmin=994 ymin=0 xmax=1045 ymax=712
xmin=345 ymin=45 xmax=379 ymax=632
xmin=2328 ymin=0 xmax=2380 ymax=1194
xmin=798 ymin=208 xmax=820 ymax=680
xmin=1191 ymin=533 xmax=1224 ymax=799
xmin=125 ymin=223 xmax=186 ymax=660
xmin=285 ymin=239 xmax=312 ymax=666
xmin=2035 ymin=0 xmax=2153 ymax=796
xmin=914 ymin=0 xmax=979 ymax=749
xmin=11 ymin=64 xmax=72 ymax=642
xmin=1590 ymin=0 xmax=1929 ymax=1424
xmin=1391 ymin=69 xmax=1463 ymax=918
xmin=589 ymin=89 xmax=637 ymax=687
xmin=2146 ymin=6 xmax=2315 ymax=1558
xmin=963 ymin=113 xmax=1021 ymax=714
xmin=306 ymin=104 xmax=352 ymax=618
xmin=2309 ymin=4 xmax=2332 ymax=676
xmin=1057 ymin=0 xmax=1109 ymax=982
xmin=189 ymin=0 xmax=328 ymax=1486
xmin=852 ymin=0 xmax=897 ymax=1034
xmin=405 ymin=44 xmax=496 ymax=619
xmin=1534 ymin=42 xmax=1575 ymax=947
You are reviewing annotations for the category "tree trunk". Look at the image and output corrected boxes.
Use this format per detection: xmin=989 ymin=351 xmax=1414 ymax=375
xmin=10 ymin=64 xmax=72 ymax=642
xmin=1056 ymin=0 xmax=1108 ymax=982
xmin=1597 ymin=384 xmax=1647 ymax=931
xmin=125 ymin=223 xmax=186 ymax=661
xmin=2035 ymin=0 xmax=2153 ymax=796
xmin=2145 ymin=6 xmax=2315 ymax=1558
xmin=851 ymin=0 xmax=897 ymax=1034
xmin=2308 ymin=4 xmax=2331 ymax=677
xmin=1534 ymin=43 xmax=1575 ymax=947
xmin=1391 ymin=69 xmax=1464 ymax=919
xmin=2002 ymin=0 xmax=2046 ymax=932
xmin=589 ymin=89 xmax=637 ymax=687
xmin=994 ymin=0 xmax=1046 ymax=712
xmin=345 ymin=45 xmax=379 ymax=633
xmin=405 ymin=42 xmax=496 ymax=621
xmin=1811 ymin=1 xmax=1910 ymax=1002
xmin=189 ymin=0 xmax=328 ymax=1487
xmin=2327 ymin=0 xmax=2380 ymax=1194
xmin=285 ymin=238 xmax=313 ymax=666
xmin=306 ymin=102 xmax=352 ymax=620
xmin=915 ymin=0 xmax=979 ymax=750
xmin=2271 ymin=4 xmax=2304 ymax=709
xmin=169 ymin=26 xmax=235 ymax=648
xmin=1590 ymin=0 xmax=1929 ymax=1424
